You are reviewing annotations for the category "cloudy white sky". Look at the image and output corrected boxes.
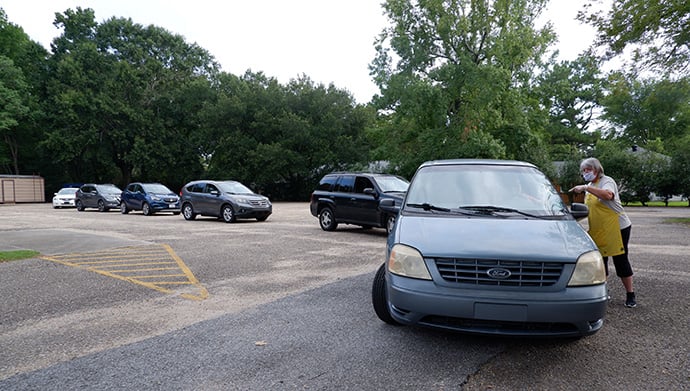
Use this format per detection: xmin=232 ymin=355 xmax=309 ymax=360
xmin=2 ymin=1 xmax=596 ymax=103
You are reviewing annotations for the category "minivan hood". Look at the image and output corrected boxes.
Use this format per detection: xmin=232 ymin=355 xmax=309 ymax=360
xmin=396 ymin=214 xmax=596 ymax=262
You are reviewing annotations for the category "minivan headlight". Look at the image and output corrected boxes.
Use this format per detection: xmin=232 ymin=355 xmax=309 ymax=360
xmin=388 ymin=244 xmax=432 ymax=280
xmin=568 ymin=250 xmax=606 ymax=286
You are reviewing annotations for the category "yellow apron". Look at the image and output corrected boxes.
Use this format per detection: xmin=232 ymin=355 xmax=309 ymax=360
xmin=585 ymin=192 xmax=624 ymax=257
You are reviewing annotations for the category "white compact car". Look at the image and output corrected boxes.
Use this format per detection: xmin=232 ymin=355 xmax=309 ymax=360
xmin=52 ymin=187 xmax=79 ymax=208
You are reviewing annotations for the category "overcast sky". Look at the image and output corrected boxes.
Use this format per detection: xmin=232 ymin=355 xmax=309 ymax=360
xmin=2 ymin=1 xmax=595 ymax=104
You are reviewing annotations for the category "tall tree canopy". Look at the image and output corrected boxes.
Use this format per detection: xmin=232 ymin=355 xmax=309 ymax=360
xmin=201 ymin=72 xmax=372 ymax=200
xmin=368 ymin=0 xmax=556 ymax=176
xmin=43 ymin=7 xmax=218 ymax=187
xmin=533 ymin=54 xmax=603 ymax=159
xmin=0 ymin=9 xmax=48 ymax=175
xmin=580 ymin=0 xmax=690 ymax=74
xmin=600 ymin=73 xmax=690 ymax=146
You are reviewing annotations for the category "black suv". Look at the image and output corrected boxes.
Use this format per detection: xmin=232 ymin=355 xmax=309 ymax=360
xmin=309 ymin=173 xmax=409 ymax=232
xmin=75 ymin=183 xmax=123 ymax=212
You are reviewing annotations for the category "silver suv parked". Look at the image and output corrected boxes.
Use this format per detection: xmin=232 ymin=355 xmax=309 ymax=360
xmin=179 ymin=180 xmax=272 ymax=223
xmin=75 ymin=183 xmax=122 ymax=212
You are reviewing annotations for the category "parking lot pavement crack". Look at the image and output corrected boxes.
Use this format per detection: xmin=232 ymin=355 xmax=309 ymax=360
xmin=40 ymin=244 xmax=208 ymax=301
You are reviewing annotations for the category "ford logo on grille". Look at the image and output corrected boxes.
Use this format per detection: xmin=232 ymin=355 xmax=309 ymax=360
xmin=487 ymin=268 xmax=511 ymax=279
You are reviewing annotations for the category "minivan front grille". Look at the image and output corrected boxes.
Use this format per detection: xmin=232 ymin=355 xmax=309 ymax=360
xmin=434 ymin=258 xmax=563 ymax=287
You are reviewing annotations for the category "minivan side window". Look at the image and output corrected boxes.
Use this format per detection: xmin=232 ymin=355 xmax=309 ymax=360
xmin=335 ymin=175 xmax=354 ymax=193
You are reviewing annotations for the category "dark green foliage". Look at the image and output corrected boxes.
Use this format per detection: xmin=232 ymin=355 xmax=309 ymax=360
xmin=369 ymin=0 xmax=556 ymax=178
xmin=580 ymin=0 xmax=690 ymax=74
xmin=203 ymin=73 xmax=372 ymax=200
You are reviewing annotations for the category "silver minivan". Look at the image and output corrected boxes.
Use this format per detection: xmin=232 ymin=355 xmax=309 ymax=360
xmin=372 ymin=159 xmax=607 ymax=338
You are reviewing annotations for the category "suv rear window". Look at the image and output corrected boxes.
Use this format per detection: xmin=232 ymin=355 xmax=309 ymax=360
xmin=316 ymin=176 xmax=337 ymax=191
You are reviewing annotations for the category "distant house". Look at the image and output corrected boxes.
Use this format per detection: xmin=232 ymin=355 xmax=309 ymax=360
xmin=0 ymin=175 xmax=45 ymax=203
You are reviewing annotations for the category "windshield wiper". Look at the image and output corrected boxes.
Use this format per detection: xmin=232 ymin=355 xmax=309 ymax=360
xmin=458 ymin=205 xmax=546 ymax=219
xmin=406 ymin=203 xmax=450 ymax=212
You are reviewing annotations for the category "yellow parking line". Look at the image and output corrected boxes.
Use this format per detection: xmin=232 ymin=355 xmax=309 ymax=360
xmin=41 ymin=244 xmax=208 ymax=301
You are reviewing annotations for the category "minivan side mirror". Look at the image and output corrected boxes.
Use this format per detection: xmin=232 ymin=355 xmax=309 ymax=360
xmin=379 ymin=198 xmax=400 ymax=214
xmin=570 ymin=202 xmax=589 ymax=220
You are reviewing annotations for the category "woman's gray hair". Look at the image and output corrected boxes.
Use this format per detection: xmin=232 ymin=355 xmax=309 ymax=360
xmin=580 ymin=157 xmax=605 ymax=177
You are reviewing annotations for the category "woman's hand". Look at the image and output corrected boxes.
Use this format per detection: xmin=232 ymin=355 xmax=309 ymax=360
xmin=569 ymin=185 xmax=587 ymax=193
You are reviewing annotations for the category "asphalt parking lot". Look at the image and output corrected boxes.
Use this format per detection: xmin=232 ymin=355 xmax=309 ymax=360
xmin=0 ymin=203 xmax=688 ymax=390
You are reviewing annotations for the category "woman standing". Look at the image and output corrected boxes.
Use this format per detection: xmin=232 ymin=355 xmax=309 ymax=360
xmin=570 ymin=157 xmax=637 ymax=308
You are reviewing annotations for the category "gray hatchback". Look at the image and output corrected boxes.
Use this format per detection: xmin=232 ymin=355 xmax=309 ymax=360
xmin=179 ymin=180 xmax=272 ymax=223
xmin=372 ymin=159 xmax=608 ymax=338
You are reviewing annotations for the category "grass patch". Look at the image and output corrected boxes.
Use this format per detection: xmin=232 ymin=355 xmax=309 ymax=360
xmin=0 ymin=250 xmax=40 ymax=262
xmin=624 ymin=201 xmax=688 ymax=207
xmin=665 ymin=217 xmax=690 ymax=225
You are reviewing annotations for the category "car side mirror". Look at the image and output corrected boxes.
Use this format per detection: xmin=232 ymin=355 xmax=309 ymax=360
xmin=210 ymin=190 xmax=220 ymax=196
xmin=570 ymin=202 xmax=589 ymax=220
xmin=363 ymin=188 xmax=377 ymax=197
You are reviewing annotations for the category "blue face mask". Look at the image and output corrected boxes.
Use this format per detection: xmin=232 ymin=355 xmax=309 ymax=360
xmin=583 ymin=171 xmax=596 ymax=182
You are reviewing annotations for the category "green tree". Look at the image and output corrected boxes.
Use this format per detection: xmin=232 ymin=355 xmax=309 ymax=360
xmin=0 ymin=55 xmax=28 ymax=174
xmin=580 ymin=0 xmax=690 ymax=74
xmin=203 ymin=72 xmax=371 ymax=200
xmin=369 ymin=0 xmax=556 ymax=177
xmin=533 ymin=55 xmax=603 ymax=160
xmin=43 ymin=8 xmax=217 ymax=188
xmin=600 ymin=73 xmax=690 ymax=146
xmin=668 ymin=135 xmax=690 ymax=205
xmin=0 ymin=9 xmax=48 ymax=175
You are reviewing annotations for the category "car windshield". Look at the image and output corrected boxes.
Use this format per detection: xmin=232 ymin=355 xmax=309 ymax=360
xmin=58 ymin=188 xmax=77 ymax=195
xmin=217 ymin=181 xmax=254 ymax=195
xmin=142 ymin=183 xmax=173 ymax=194
xmin=404 ymin=164 xmax=567 ymax=217
xmin=97 ymin=184 xmax=122 ymax=195
xmin=376 ymin=176 xmax=409 ymax=193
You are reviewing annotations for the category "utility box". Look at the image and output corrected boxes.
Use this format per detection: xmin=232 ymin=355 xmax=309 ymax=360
xmin=0 ymin=175 xmax=45 ymax=203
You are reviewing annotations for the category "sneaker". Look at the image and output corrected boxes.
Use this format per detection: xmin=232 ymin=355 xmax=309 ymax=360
xmin=625 ymin=292 xmax=637 ymax=308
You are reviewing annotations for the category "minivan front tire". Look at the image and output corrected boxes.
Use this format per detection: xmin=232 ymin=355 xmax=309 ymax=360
xmin=372 ymin=263 xmax=401 ymax=326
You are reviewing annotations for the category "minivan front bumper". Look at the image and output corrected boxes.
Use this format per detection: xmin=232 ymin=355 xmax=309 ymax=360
xmin=387 ymin=274 xmax=607 ymax=337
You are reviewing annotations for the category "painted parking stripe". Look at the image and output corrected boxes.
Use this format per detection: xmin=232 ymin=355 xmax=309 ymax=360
xmin=40 ymin=244 xmax=208 ymax=301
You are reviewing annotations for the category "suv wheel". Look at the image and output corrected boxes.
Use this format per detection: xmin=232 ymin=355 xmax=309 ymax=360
xmin=221 ymin=204 xmax=235 ymax=223
xmin=372 ymin=263 xmax=400 ymax=325
xmin=76 ymin=199 xmax=84 ymax=211
xmin=182 ymin=203 xmax=196 ymax=220
xmin=142 ymin=202 xmax=152 ymax=216
xmin=318 ymin=207 xmax=337 ymax=231
xmin=121 ymin=202 xmax=129 ymax=214
xmin=97 ymin=200 xmax=107 ymax=212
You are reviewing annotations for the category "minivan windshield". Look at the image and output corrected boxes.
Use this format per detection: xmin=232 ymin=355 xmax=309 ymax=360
xmin=404 ymin=164 xmax=567 ymax=217
xmin=217 ymin=181 xmax=254 ymax=195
